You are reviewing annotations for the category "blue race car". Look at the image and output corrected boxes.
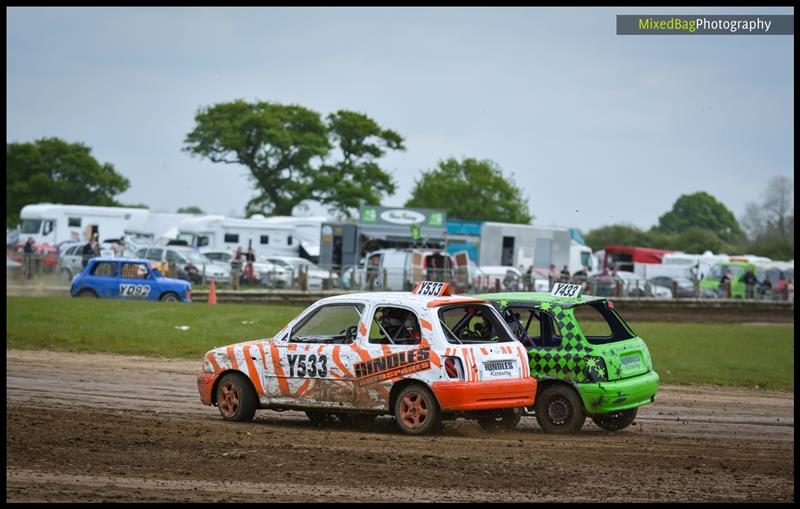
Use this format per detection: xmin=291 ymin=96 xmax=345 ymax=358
xmin=70 ymin=257 xmax=191 ymax=302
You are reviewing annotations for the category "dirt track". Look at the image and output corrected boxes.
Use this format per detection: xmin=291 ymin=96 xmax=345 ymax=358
xmin=6 ymin=349 xmax=794 ymax=502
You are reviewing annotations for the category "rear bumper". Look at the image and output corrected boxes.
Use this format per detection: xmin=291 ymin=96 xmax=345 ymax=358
xmin=197 ymin=372 xmax=216 ymax=406
xmin=431 ymin=378 xmax=536 ymax=412
xmin=578 ymin=370 xmax=660 ymax=414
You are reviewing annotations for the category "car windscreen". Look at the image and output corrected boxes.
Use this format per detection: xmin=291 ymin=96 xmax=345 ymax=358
xmin=183 ymin=251 xmax=209 ymax=264
xmin=438 ymin=304 xmax=515 ymax=344
xmin=20 ymin=219 xmax=42 ymax=234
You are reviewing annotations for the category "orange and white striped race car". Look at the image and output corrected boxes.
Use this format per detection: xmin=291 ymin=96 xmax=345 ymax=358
xmin=197 ymin=281 xmax=536 ymax=434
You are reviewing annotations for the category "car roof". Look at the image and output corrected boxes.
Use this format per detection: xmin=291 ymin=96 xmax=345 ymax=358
xmin=478 ymin=291 xmax=607 ymax=306
xmin=89 ymin=257 xmax=153 ymax=264
xmin=316 ymin=291 xmax=488 ymax=309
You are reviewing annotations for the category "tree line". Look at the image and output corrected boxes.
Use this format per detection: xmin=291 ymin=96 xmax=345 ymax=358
xmin=5 ymin=99 xmax=793 ymax=259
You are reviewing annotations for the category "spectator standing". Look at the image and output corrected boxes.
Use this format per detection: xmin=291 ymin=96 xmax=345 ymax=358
xmin=719 ymin=269 xmax=732 ymax=297
xmin=560 ymin=265 xmax=570 ymax=282
xmin=758 ymin=274 xmax=772 ymax=299
xmin=741 ymin=267 xmax=758 ymax=299
xmin=23 ymin=237 xmax=35 ymax=279
xmin=548 ymin=264 xmax=558 ymax=290
xmin=81 ymin=239 xmax=95 ymax=268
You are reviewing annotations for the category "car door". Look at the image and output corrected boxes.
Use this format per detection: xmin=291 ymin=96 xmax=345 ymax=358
xmin=266 ymin=303 xmax=364 ymax=408
xmin=86 ymin=260 xmax=118 ymax=298
xmin=117 ymin=261 xmax=157 ymax=300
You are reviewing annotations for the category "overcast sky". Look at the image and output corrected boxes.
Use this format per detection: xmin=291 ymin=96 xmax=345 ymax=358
xmin=7 ymin=6 xmax=794 ymax=232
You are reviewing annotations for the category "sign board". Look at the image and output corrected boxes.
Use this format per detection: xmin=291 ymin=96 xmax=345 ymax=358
xmin=412 ymin=280 xmax=452 ymax=297
xmin=550 ymin=283 xmax=583 ymax=298
xmin=359 ymin=206 xmax=446 ymax=229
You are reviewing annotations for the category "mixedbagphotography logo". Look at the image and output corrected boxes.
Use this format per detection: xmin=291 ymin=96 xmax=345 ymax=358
xmin=617 ymin=14 xmax=793 ymax=35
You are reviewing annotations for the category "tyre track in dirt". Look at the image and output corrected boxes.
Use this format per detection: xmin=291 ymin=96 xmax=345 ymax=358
xmin=5 ymin=349 xmax=795 ymax=502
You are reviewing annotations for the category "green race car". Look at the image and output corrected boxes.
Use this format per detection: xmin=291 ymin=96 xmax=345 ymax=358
xmin=480 ymin=284 xmax=659 ymax=433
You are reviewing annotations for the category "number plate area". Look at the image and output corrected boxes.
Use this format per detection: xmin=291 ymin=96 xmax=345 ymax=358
xmin=481 ymin=359 xmax=517 ymax=379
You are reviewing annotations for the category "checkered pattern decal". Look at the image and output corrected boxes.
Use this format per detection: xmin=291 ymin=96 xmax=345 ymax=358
xmin=500 ymin=300 xmax=606 ymax=383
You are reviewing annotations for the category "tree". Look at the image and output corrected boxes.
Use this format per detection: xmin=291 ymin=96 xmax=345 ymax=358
xmin=405 ymin=157 xmax=532 ymax=224
xmin=315 ymin=110 xmax=403 ymax=218
xmin=654 ymin=191 xmax=744 ymax=243
xmin=184 ymin=100 xmax=330 ymax=216
xmin=177 ymin=206 xmax=204 ymax=214
xmin=583 ymin=224 xmax=652 ymax=252
xmin=7 ymin=137 xmax=130 ymax=227
xmin=183 ymin=100 xmax=402 ymax=218
xmin=669 ymin=227 xmax=724 ymax=254
xmin=760 ymin=176 xmax=793 ymax=238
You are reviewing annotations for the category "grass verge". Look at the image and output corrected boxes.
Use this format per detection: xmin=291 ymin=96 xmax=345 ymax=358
xmin=6 ymin=297 xmax=794 ymax=391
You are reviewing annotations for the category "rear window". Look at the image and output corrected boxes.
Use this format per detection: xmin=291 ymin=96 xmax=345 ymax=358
xmin=571 ymin=302 xmax=636 ymax=345
xmin=438 ymin=304 xmax=514 ymax=344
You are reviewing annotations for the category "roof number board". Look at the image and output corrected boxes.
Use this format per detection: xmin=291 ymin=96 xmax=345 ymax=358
xmin=550 ymin=283 xmax=582 ymax=298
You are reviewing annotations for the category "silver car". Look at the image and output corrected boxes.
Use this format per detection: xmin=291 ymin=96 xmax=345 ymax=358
xmin=136 ymin=246 xmax=231 ymax=284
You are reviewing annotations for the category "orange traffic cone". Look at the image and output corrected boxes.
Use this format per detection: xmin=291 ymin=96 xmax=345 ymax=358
xmin=208 ymin=279 xmax=217 ymax=305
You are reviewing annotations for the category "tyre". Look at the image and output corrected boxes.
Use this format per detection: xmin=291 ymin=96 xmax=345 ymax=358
xmin=476 ymin=408 xmax=523 ymax=432
xmin=59 ymin=268 xmax=73 ymax=282
xmin=306 ymin=410 xmax=336 ymax=427
xmin=590 ymin=408 xmax=638 ymax=432
xmin=335 ymin=412 xmax=377 ymax=429
xmin=160 ymin=292 xmax=180 ymax=303
xmin=393 ymin=384 xmax=441 ymax=435
xmin=215 ymin=373 xmax=257 ymax=422
xmin=534 ymin=385 xmax=586 ymax=434
xmin=76 ymin=288 xmax=97 ymax=298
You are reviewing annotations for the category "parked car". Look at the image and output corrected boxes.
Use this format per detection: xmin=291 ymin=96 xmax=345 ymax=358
xmin=200 ymin=249 xmax=291 ymax=288
xmin=196 ymin=281 xmax=536 ymax=434
xmin=70 ymin=257 xmax=191 ymax=302
xmin=481 ymin=283 xmax=659 ymax=433
xmin=649 ymin=276 xmax=696 ymax=298
xmin=57 ymin=241 xmax=138 ymax=281
xmin=136 ymin=246 xmax=230 ymax=284
xmin=479 ymin=266 xmax=524 ymax=291
xmin=589 ymin=271 xmax=672 ymax=298
xmin=699 ymin=262 xmax=766 ymax=299
xmin=265 ymin=256 xmax=339 ymax=289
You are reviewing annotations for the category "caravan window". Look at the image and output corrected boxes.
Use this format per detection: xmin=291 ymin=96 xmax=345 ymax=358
xmin=197 ymin=236 xmax=210 ymax=247
xmin=260 ymin=235 xmax=269 ymax=245
xmin=20 ymin=219 xmax=42 ymax=234
xmin=68 ymin=217 xmax=81 ymax=227
xmin=43 ymin=221 xmax=54 ymax=236
xmin=224 ymin=234 xmax=239 ymax=243
xmin=288 ymin=236 xmax=293 ymax=246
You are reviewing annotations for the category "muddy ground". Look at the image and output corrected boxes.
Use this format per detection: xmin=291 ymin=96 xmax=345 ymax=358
xmin=5 ymin=349 xmax=794 ymax=502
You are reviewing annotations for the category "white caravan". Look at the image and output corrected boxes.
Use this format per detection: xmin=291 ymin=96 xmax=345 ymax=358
xmin=662 ymin=251 xmax=731 ymax=280
xmin=18 ymin=203 xmax=149 ymax=247
xmin=176 ymin=215 xmax=297 ymax=257
xmin=124 ymin=212 xmax=199 ymax=245
xmin=249 ymin=215 xmax=327 ymax=260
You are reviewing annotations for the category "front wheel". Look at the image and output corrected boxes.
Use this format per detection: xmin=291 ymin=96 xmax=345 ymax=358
xmin=160 ymin=292 xmax=180 ymax=302
xmin=534 ymin=385 xmax=586 ymax=434
xmin=76 ymin=288 xmax=97 ymax=298
xmin=215 ymin=373 xmax=257 ymax=422
xmin=476 ymin=408 xmax=523 ymax=432
xmin=394 ymin=385 xmax=441 ymax=435
xmin=590 ymin=408 xmax=638 ymax=432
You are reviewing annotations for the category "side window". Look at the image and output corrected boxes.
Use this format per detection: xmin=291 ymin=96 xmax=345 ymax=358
xmin=65 ymin=246 xmax=79 ymax=256
xmin=260 ymin=235 xmax=269 ymax=245
xmin=197 ymin=236 xmax=210 ymax=247
xmin=92 ymin=262 xmax=116 ymax=277
xmin=121 ymin=263 xmax=150 ymax=280
xmin=165 ymin=250 xmax=181 ymax=263
xmin=287 ymin=236 xmax=293 ymax=246
xmin=136 ymin=248 xmax=148 ymax=258
xmin=290 ymin=304 xmax=364 ymax=344
xmin=68 ymin=217 xmax=81 ymax=227
xmin=224 ymin=234 xmax=239 ymax=243
xmin=572 ymin=302 xmax=635 ymax=345
xmin=370 ymin=307 xmax=422 ymax=345
xmin=43 ymin=220 xmax=54 ymax=236
xmin=438 ymin=304 xmax=514 ymax=344
xmin=509 ymin=307 xmax=561 ymax=348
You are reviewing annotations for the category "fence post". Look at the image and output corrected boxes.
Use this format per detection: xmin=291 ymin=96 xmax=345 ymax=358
xmin=382 ymin=268 xmax=388 ymax=291
xmin=724 ymin=281 xmax=731 ymax=298
xmin=299 ymin=265 xmax=308 ymax=292
xmin=672 ymin=280 xmax=678 ymax=299
xmin=615 ymin=279 xmax=622 ymax=297
xmin=693 ymin=279 xmax=700 ymax=298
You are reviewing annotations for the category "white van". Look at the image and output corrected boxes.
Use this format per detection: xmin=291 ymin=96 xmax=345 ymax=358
xmin=363 ymin=248 xmax=458 ymax=291
xmin=19 ymin=203 xmax=149 ymax=246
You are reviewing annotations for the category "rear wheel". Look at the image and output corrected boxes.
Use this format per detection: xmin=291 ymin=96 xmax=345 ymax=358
xmin=591 ymin=408 xmax=638 ymax=432
xmin=76 ymin=288 xmax=97 ymax=298
xmin=393 ymin=384 xmax=441 ymax=435
xmin=534 ymin=385 xmax=586 ymax=434
xmin=476 ymin=408 xmax=523 ymax=432
xmin=215 ymin=373 xmax=257 ymax=422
